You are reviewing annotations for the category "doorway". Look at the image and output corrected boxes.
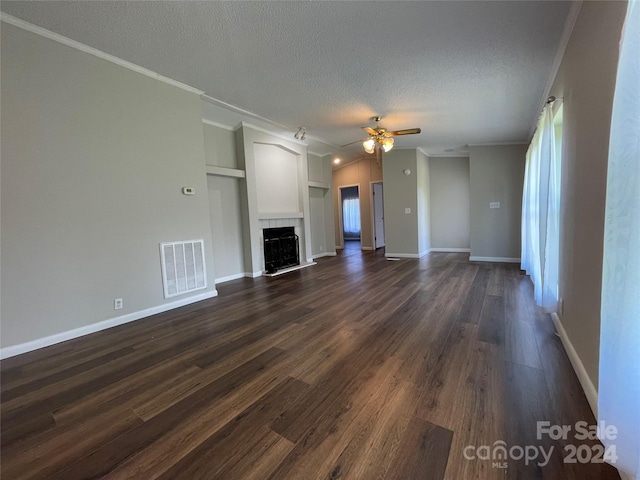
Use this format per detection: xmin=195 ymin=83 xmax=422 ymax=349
xmin=339 ymin=185 xmax=361 ymax=249
xmin=372 ymin=182 xmax=385 ymax=249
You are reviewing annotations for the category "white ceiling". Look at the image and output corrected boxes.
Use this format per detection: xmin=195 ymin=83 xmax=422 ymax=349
xmin=1 ymin=1 xmax=572 ymax=162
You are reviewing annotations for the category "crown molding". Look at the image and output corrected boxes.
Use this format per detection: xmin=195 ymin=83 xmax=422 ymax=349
xmin=236 ymin=121 xmax=309 ymax=149
xmin=467 ymin=141 xmax=528 ymax=147
xmin=308 ymin=150 xmax=332 ymax=158
xmin=529 ymin=0 xmax=582 ymax=139
xmin=0 ymin=13 xmax=204 ymax=96
xmin=428 ymin=153 xmax=471 ymax=158
xmin=201 ymin=119 xmax=235 ymax=131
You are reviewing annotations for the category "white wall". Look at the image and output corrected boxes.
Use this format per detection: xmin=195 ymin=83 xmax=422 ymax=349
xmin=469 ymin=145 xmax=526 ymax=260
xmin=254 ymin=143 xmax=300 ymax=214
xmin=1 ymin=23 xmax=216 ymax=350
xmin=429 ymin=157 xmax=470 ymax=250
xmin=207 ymin=176 xmax=245 ymax=281
xmin=548 ymin=0 xmax=627 ymax=391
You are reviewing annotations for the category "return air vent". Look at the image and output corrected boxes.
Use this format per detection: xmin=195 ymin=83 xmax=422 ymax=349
xmin=160 ymin=240 xmax=207 ymax=298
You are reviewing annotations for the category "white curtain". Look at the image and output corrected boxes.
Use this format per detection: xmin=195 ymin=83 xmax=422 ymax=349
xmin=342 ymin=196 xmax=361 ymax=238
xmin=599 ymin=0 xmax=640 ymax=478
xmin=521 ymin=103 xmax=561 ymax=311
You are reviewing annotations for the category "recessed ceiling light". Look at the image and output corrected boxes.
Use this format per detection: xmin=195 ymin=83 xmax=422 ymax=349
xmin=333 ymin=158 xmax=341 ymax=164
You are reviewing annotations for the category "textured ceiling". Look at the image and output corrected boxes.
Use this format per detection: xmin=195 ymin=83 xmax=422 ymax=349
xmin=1 ymin=1 xmax=572 ymax=160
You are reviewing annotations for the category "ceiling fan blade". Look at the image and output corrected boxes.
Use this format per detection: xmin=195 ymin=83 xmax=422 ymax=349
xmin=387 ymin=128 xmax=422 ymax=136
xmin=362 ymin=127 xmax=378 ymax=136
xmin=340 ymin=138 xmax=369 ymax=148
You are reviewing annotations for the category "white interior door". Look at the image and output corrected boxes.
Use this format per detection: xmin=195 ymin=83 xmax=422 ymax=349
xmin=373 ymin=182 xmax=385 ymax=248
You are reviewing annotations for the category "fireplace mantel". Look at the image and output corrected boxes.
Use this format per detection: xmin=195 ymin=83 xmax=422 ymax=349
xmin=258 ymin=212 xmax=303 ymax=220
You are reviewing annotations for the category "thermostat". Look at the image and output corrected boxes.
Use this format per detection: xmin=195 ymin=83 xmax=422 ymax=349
xmin=182 ymin=187 xmax=195 ymax=195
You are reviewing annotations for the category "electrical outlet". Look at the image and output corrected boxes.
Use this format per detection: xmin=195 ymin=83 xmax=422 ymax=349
xmin=114 ymin=298 xmax=123 ymax=310
xmin=405 ymin=208 xmax=411 ymax=214
xmin=320 ymin=245 xmax=324 ymax=251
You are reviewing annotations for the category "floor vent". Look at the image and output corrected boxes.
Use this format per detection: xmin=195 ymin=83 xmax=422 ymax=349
xmin=160 ymin=240 xmax=207 ymax=298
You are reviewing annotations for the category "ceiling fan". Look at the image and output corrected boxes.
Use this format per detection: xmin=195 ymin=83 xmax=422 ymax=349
xmin=342 ymin=116 xmax=422 ymax=159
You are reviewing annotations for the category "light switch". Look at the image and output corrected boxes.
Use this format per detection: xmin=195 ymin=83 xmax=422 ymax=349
xmin=489 ymin=202 xmax=500 ymax=209
xmin=405 ymin=208 xmax=411 ymax=214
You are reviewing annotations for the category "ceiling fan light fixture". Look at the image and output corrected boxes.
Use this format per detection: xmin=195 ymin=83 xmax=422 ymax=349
xmin=381 ymin=137 xmax=394 ymax=152
xmin=363 ymin=138 xmax=376 ymax=154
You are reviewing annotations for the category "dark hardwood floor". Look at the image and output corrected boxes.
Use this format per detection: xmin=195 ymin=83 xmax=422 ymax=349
xmin=1 ymin=244 xmax=620 ymax=479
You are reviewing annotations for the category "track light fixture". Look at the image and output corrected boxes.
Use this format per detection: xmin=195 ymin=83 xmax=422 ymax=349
xmin=294 ymin=127 xmax=306 ymax=141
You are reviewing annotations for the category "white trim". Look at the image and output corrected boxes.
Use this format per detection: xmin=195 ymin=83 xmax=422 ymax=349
xmin=312 ymin=251 xmax=337 ymax=259
xmin=385 ymin=253 xmax=420 ymax=259
xmin=551 ymin=312 xmax=598 ymax=417
xmin=202 ymin=119 xmax=235 ymax=131
xmin=467 ymin=141 xmax=529 ymax=147
xmin=0 ymin=290 xmax=218 ymax=360
xmin=361 ymin=246 xmax=374 ymax=251
xmin=202 ymin=94 xmax=291 ymax=132
xmin=0 ymin=13 xmax=204 ymax=97
xmin=308 ymin=181 xmax=330 ymax=189
xmin=419 ymin=249 xmax=431 ymax=258
xmin=529 ymin=1 xmax=582 ymax=139
xmin=428 ymin=154 xmax=471 ymax=159
xmin=430 ymin=247 xmax=471 ymax=253
xmin=262 ymin=262 xmax=316 ymax=277
xmin=245 ymin=271 xmax=263 ymax=278
xmin=469 ymin=256 xmax=521 ymax=263
xmin=215 ymin=272 xmax=246 ymax=284
xmin=258 ymin=212 xmax=303 ymax=220
xmin=370 ymin=181 xmax=385 ymax=250
xmin=308 ymin=150 xmax=332 ymax=158
xmin=205 ymin=165 xmax=246 ymax=178
xmin=235 ymin=121 xmax=308 ymax=148
xmin=336 ymin=245 xmax=344 ymax=250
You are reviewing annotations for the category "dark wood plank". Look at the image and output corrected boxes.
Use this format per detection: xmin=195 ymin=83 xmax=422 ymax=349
xmin=478 ymin=294 xmax=505 ymax=346
xmin=385 ymin=416 xmax=453 ymax=480
xmin=0 ymin=251 xmax=619 ymax=480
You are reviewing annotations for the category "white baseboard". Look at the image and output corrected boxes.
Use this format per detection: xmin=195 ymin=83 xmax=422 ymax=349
xmin=312 ymin=251 xmax=337 ymax=259
xmin=469 ymin=256 xmax=521 ymax=263
xmin=430 ymin=247 xmax=471 ymax=253
xmin=336 ymin=245 xmax=344 ymax=250
xmin=361 ymin=246 xmax=374 ymax=251
xmin=0 ymin=290 xmax=219 ymax=360
xmin=215 ymin=273 xmax=245 ymax=284
xmin=244 ymin=271 xmax=263 ymax=278
xmin=551 ymin=312 xmax=598 ymax=417
xmin=262 ymin=262 xmax=317 ymax=277
xmin=385 ymin=252 xmax=420 ymax=259
xmin=419 ymin=249 xmax=431 ymax=258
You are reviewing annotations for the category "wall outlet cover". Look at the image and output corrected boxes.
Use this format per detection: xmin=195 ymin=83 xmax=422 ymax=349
xmin=489 ymin=202 xmax=501 ymax=209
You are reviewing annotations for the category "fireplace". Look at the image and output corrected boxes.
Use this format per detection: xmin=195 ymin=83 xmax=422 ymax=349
xmin=263 ymin=227 xmax=300 ymax=274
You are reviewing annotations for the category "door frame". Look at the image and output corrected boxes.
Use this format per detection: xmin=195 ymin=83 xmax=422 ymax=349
xmin=370 ymin=181 xmax=385 ymax=249
xmin=337 ymin=183 xmax=362 ymax=249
